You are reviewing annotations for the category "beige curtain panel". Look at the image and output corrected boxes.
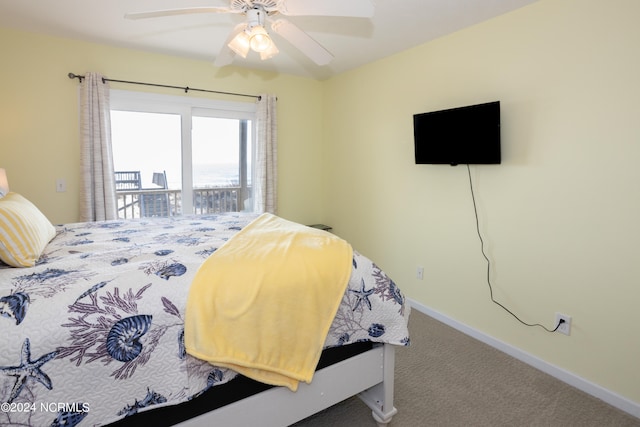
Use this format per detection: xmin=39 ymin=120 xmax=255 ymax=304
xmin=79 ymin=72 xmax=117 ymax=222
xmin=254 ymin=94 xmax=278 ymax=214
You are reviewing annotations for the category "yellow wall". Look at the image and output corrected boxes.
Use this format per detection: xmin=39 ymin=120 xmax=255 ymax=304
xmin=0 ymin=27 xmax=324 ymax=225
xmin=323 ymin=0 xmax=640 ymax=406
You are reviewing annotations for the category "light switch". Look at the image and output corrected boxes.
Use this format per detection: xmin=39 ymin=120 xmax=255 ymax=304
xmin=56 ymin=179 xmax=66 ymax=193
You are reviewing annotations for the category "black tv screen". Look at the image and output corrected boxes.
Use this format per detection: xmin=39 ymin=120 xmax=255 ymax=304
xmin=413 ymin=101 xmax=501 ymax=165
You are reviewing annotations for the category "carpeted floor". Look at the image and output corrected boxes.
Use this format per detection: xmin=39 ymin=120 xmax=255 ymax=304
xmin=293 ymin=309 xmax=640 ymax=426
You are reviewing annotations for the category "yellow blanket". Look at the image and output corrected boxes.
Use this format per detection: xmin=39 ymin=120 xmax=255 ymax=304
xmin=184 ymin=213 xmax=353 ymax=391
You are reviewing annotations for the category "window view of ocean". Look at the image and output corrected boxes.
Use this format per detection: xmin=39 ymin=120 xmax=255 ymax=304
xmin=116 ymin=163 xmax=245 ymax=190
xmin=111 ymin=110 xmax=251 ymax=191
xmin=193 ymin=163 xmax=240 ymax=188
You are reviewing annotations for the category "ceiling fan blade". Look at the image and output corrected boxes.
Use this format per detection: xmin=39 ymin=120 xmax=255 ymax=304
xmin=278 ymin=0 xmax=374 ymax=18
xmin=270 ymin=19 xmax=333 ymax=66
xmin=125 ymin=7 xmax=235 ymax=20
xmin=214 ymin=23 xmax=247 ymax=67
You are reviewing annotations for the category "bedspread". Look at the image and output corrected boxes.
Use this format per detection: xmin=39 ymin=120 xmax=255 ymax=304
xmin=0 ymin=213 xmax=410 ymax=426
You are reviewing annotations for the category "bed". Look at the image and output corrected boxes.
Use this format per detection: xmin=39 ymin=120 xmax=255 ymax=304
xmin=0 ymin=193 xmax=410 ymax=427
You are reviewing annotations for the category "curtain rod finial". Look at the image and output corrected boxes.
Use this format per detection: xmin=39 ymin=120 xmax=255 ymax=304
xmin=68 ymin=72 xmax=84 ymax=82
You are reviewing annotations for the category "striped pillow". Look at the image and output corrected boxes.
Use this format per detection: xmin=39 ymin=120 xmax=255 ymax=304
xmin=0 ymin=192 xmax=56 ymax=267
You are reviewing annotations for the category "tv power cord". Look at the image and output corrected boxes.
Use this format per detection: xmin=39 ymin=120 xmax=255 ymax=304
xmin=466 ymin=165 xmax=564 ymax=333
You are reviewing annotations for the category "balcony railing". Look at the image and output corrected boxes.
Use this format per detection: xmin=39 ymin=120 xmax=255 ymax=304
xmin=116 ymin=187 xmax=249 ymax=219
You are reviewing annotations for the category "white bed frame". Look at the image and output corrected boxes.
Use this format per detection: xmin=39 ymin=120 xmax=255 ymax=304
xmin=177 ymin=343 xmax=398 ymax=427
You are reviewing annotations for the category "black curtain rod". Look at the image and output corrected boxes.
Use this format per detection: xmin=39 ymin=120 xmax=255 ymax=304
xmin=67 ymin=73 xmax=261 ymax=101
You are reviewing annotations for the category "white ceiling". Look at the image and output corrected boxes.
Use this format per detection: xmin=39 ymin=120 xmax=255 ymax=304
xmin=0 ymin=0 xmax=539 ymax=80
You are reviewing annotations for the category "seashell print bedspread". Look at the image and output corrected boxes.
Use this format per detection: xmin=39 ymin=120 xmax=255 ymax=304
xmin=0 ymin=213 xmax=410 ymax=426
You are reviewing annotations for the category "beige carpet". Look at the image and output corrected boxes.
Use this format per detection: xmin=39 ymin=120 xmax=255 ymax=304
xmin=293 ymin=309 xmax=640 ymax=427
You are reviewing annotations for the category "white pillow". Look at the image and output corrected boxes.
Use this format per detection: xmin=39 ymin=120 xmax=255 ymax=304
xmin=0 ymin=192 xmax=56 ymax=267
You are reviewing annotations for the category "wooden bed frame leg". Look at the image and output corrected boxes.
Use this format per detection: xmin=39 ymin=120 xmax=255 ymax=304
xmin=358 ymin=344 xmax=398 ymax=426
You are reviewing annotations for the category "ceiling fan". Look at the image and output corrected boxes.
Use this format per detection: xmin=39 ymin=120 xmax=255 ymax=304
xmin=125 ymin=0 xmax=375 ymax=67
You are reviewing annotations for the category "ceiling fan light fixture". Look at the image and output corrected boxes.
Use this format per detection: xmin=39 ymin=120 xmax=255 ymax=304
xmin=249 ymin=25 xmax=272 ymax=53
xmin=228 ymin=30 xmax=251 ymax=58
xmin=260 ymin=42 xmax=279 ymax=60
xmin=126 ymin=0 xmax=376 ymax=66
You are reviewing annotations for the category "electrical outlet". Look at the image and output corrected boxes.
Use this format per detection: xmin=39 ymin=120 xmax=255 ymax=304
xmin=555 ymin=313 xmax=571 ymax=336
xmin=416 ymin=266 xmax=424 ymax=280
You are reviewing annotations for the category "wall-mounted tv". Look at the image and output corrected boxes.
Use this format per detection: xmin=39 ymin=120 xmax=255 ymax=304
xmin=413 ymin=101 xmax=501 ymax=166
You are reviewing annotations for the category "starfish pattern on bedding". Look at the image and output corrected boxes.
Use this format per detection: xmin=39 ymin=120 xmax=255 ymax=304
xmin=350 ymin=279 xmax=374 ymax=311
xmin=0 ymin=338 xmax=58 ymax=403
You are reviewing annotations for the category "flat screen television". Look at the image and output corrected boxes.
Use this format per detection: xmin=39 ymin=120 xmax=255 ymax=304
xmin=413 ymin=101 xmax=501 ymax=165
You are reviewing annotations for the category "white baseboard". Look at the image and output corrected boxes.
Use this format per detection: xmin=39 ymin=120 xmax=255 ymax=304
xmin=408 ymin=298 xmax=640 ymax=419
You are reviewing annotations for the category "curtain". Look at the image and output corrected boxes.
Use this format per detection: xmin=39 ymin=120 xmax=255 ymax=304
xmin=79 ymin=73 xmax=117 ymax=222
xmin=254 ymin=94 xmax=278 ymax=214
